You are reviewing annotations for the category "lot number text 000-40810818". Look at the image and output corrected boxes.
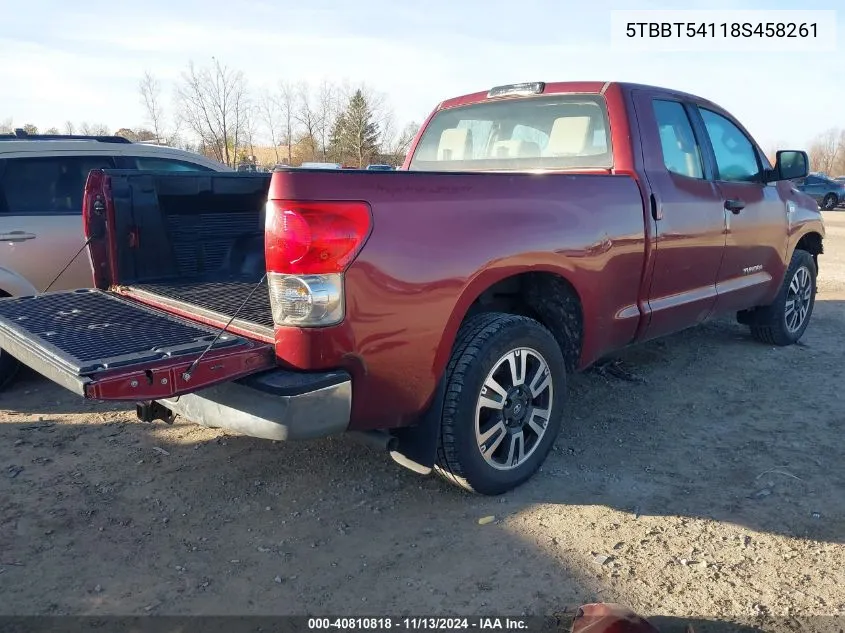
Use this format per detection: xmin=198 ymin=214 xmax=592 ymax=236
xmin=307 ymin=617 xmax=531 ymax=630
xmin=609 ymin=9 xmax=837 ymax=52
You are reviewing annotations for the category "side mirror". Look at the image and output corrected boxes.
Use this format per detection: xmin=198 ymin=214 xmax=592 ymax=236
xmin=767 ymin=150 xmax=809 ymax=182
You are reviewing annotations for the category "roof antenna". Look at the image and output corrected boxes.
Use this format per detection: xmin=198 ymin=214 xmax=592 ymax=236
xmin=181 ymin=273 xmax=268 ymax=382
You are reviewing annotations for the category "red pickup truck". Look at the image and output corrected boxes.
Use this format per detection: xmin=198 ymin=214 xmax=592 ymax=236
xmin=0 ymin=81 xmax=824 ymax=495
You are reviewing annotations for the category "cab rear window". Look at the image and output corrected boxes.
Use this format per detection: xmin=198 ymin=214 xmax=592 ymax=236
xmin=408 ymin=95 xmax=612 ymax=172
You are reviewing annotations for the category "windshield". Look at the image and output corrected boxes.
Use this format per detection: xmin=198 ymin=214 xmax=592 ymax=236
xmin=408 ymin=94 xmax=612 ymax=172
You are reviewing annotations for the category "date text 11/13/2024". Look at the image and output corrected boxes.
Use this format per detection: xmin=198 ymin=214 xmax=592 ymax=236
xmin=625 ymin=21 xmax=819 ymax=38
xmin=308 ymin=617 xmax=529 ymax=630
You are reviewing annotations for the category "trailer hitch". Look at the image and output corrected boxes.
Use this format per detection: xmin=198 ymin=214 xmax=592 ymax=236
xmin=136 ymin=401 xmax=176 ymax=424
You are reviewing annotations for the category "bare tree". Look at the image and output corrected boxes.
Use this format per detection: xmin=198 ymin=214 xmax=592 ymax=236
xmin=64 ymin=121 xmax=75 ymax=135
xmin=175 ymin=58 xmax=250 ymax=166
xmin=315 ymin=80 xmax=340 ymax=161
xmin=44 ymin=127 xmax=60 ymax=135
xmin=79 ymin=122 xmax=111 ymax=135
xmin=258 ymin=89 xmax=281 ymax=164
xmin=808 ymin=128 xmax=842 ymax=175
xmin=392 ymin=121 xmax=420 ymax=164
xmin=832 ymin=131 xmax=845 ymax=177
xmin=0 ymin=118 xmax=13 ymax=134
xmin=139 ymin=70 xmax=166 ymax=143
xmin=241 ymin=102 xmax=258 ymax=163
xmin=294 ymin=81 xmax=319 ymax=162
xmin=380 ymin=112 xmax=419 ymax=163
xmin=278 ymin=81 xmax=298 ymax=164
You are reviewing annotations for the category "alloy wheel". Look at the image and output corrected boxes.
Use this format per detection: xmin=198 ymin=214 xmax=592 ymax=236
xmin=785 ymin=265 xmax=813 ymax=334
xmin=475 ymin=347 xmax=554 ymax=470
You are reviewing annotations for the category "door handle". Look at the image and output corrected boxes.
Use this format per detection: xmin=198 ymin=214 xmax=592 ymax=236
xmin=650 ymin=193 xmax=662 ymax=220
xmin=0 ymin=231 xmax=37 ymax=242
xmin=724 ymin=199 xmax=745 ymax=214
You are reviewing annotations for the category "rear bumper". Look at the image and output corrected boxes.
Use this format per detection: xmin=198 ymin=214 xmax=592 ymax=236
xmin=155 ymin=368 xmax=352 ymax=441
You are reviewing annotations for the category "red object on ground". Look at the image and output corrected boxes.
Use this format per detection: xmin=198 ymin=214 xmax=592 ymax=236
xmin=571 ymin=604 xmax=662 ymax=633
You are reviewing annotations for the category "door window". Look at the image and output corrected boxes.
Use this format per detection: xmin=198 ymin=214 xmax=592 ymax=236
xmin=652 ymin=100 xmax=704 ymax=179
xmin=699 ymin=108 xmax=761 ymax=183
xmin=0 ymin=155 xmax=115 ymax=215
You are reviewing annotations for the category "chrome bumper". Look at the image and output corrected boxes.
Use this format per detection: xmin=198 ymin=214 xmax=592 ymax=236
xmin=156 ymin=368 xmax=352 ymax=441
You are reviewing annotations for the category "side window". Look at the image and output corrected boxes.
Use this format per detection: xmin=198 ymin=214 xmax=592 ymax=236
xmin=0 ymin=155 xmax=114 ymax=215
xmin=130 ymin=156 xmax=213 ymax=172
xmin=652 ymin=100 xmax=704 ymax=179
xmin=699 ymin=108 xmax=761 ymax=183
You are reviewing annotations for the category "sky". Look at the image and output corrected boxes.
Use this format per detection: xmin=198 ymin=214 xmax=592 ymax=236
xmin=0 ymin=0 xmax=842 ymax=150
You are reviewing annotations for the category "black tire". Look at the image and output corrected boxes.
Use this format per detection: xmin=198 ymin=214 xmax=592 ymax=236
xmin=822 ymin=193 xmax=838 ymax=211
xmin=0 ymin=348 xmax=21 ymax=392
xmin=749 ymin=249 xmax=817 ymax=346
xmin=435 ymin=312 xmax=567 ymax=495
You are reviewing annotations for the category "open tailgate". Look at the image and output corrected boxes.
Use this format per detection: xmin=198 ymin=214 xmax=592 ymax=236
xmin=0 ymin=289 xmax=276 ymax=400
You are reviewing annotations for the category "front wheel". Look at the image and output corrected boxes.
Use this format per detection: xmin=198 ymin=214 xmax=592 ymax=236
xmin=822 ymin=193 xmax=838 ymax=211
xmin=435 ymin=312 xmax=567 ymax=495
xmin=749 ymin=249 xmax=817 ymax=346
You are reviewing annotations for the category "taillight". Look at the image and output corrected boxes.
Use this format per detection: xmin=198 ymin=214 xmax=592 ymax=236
xmin=82 ymin=169 xmax=116 ymax=289
xmin=264 ymin=199 xmax=372 ymax=327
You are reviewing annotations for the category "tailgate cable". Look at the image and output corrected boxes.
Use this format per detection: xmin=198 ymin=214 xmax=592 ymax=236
xmin=181 ymin=272 xmax=268 ymax=382
xmin=40 ymin=236 xmax=95 ymax=294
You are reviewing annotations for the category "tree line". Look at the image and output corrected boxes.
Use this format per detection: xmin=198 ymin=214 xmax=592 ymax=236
xmin=1 ymin=57 xmax=421 ymax=169
xmin=804 ymin=129 xmax=845 ymax=177
xmin=8 ymin=60 xmax=843 ymax=175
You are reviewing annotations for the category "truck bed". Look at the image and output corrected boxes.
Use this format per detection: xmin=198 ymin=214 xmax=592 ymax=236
xmin=128 ymin=277 xmax=273 ymax=331
xmin=0 ymin=289 xmax=245 ymax=375
xmin=96 ymin=171 xmax=274 ymax=338
xmin=0 ymin=287 xmax=277 ymax=400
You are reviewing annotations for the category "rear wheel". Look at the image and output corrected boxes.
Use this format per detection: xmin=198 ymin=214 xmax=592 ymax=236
xmin=822 ymin=193 xmax=838 ymax=211
xmin=749 ymin=249 xmax=817 ymax=346
xmin=435 ymin=312 xmax=567 ymax=495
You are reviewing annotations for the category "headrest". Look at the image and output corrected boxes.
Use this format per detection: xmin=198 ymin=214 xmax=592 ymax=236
xmin=437 ymin=128 xmax=473 ymax=160
xmin=546 ymin=116 xmax=592 ymax=156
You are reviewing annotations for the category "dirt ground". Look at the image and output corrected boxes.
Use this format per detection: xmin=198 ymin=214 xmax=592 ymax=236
xmin=1 ymin=214 xmax=844 ymax=631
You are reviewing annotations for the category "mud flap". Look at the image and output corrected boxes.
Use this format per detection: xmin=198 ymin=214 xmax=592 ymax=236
xmin=388 ymin=376 xmax=447 ymax=476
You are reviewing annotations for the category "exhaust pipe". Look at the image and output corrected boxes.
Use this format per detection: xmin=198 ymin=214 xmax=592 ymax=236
xmin=348 ymin=430 xmax=398 ymax=452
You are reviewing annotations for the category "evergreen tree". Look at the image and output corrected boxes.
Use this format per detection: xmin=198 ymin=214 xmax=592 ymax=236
xmin=330 ymin=89 xmax=380 ymax=167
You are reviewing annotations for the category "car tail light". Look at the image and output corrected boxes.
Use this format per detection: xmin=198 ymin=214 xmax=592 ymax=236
xmin=264 ymin=199 xmax=372 ymax=327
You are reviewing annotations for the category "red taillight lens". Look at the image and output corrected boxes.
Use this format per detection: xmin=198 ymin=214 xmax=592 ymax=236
xmin=81 ymin=169 xmax=116 ymax=289
xmin=265 ymin=200 xmax=372 ymax=275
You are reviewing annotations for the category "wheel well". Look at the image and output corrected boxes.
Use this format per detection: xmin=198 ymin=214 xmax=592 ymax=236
xmin=795 ymin=232 xmax=823 ymax=269
xmin=465 ymin=272 xmax=583 ymax=372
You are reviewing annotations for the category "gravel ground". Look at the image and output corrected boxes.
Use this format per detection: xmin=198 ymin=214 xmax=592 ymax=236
xmin=1 ymin=213 xmax=844 ymax=632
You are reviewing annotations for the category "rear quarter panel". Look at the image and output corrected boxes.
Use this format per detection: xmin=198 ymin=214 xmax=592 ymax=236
xmin=270 ymin=170 xmax=647 ymax=430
